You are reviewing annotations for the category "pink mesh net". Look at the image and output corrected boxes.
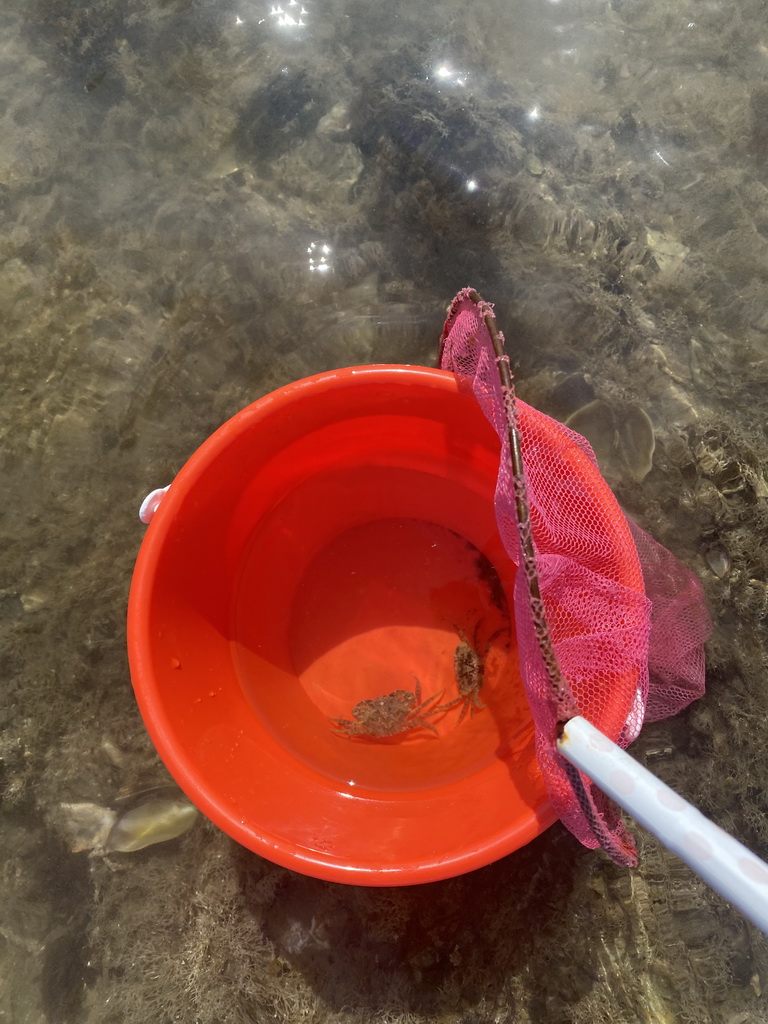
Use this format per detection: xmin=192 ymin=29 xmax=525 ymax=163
xmin=439 ymin=288 xmax=712 ymax=865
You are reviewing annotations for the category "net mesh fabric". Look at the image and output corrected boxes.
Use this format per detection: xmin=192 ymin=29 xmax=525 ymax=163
xmin=628 ymin=521 xmax=711 ymax=723
xmin=439 ymin=289 xmax=711 ymax=864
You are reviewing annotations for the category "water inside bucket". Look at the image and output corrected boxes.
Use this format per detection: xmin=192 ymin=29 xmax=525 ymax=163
xmin=232 ymin=469 xmax=530 ymax=794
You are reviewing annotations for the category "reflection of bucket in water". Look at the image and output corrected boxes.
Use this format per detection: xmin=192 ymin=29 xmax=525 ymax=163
xmin=127 ymin=365 xmax=635 ymax=885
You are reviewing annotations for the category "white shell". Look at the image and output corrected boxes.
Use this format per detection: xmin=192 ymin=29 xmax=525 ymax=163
xmin=704 ymin=546 xmax=730 ymax=579
xmin=59 ymin=802 xmax=117 ymax=853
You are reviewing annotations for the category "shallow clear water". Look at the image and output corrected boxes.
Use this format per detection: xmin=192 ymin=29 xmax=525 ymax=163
xmin=3 ymin=0 xmax=768 ymax=1020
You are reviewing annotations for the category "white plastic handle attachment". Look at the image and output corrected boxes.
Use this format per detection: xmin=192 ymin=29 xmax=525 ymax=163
xmin=139 ymin=486 xmax=170 ymax=524
xmin=558 ymin=715 xmax=768 ymax=935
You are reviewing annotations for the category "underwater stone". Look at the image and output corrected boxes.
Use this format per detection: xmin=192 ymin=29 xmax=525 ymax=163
xmin=645 ymin=229 xmax=689 ymax=274
xmin=235 ymin=66 xmax=332 ymax=164
xmin=19 ymin=591 xmax=47 ymax=613
xmin=525 ymin=153 xmax=544 ymax=176
xmin=611 ymin=110 xmax=638 ymax=144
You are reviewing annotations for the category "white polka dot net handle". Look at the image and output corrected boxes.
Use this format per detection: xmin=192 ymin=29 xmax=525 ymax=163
xmin=558 ymin=715 xmax=768 ymax=934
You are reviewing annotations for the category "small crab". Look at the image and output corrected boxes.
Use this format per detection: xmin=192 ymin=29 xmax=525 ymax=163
xmin=331 ymin=679 xmax=443 ymax=738
xmin=436 ymin=623 xmax=504 ymax=723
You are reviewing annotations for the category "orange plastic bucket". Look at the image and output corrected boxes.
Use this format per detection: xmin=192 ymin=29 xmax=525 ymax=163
xmin=127 ymin=365 xmax=637 ymax=884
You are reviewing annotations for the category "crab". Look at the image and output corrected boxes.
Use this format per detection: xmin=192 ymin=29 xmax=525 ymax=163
xmin=331 ymin=679 xmax=443 ymax=738
xmin=435 ymin=623 xmax=505 ymax=723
